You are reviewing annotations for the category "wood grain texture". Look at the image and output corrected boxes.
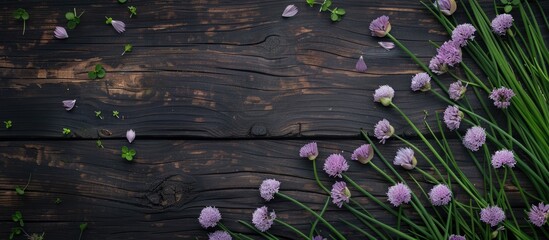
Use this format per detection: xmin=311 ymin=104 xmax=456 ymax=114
xmin=0 ymin=0 xmax=483 ymax=139
xmin=0 ymin=139 xmax=532 ymax=239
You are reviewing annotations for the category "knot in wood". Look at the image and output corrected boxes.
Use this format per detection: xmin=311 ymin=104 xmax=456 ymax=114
xmin=250 ymin=124 xmax=268 ymax=137
xmin=144 ymin=174 xmax=196 ymax=209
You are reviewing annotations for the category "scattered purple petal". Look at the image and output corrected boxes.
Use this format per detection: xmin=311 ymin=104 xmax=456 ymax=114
xmin=282 ymin=4 xmax=298 ymax=18
xmin=355 ymin=56 xmax=367 ymax=72
xmin=54 ymin=26 xmax=69 ymax=39
xmin=126 ymin=129 xmax=136 ymax=143
xmin=62 ymin=99 xmax=76 ymax=111
xmin=378 ymin=41 xmax=395 ymax=50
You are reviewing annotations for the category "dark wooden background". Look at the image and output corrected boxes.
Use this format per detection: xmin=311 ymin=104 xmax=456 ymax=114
xmin=1 ymin=0 xmax=547 ymax=239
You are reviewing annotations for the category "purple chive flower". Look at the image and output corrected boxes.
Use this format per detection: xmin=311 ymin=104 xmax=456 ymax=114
xmin=259 ymin=179 xmax=280 ymax=201
xmin=449 ymin=81 xmax=467 ymax=101
xmin=528 ymin=202 xmax=549 ymax=227
xmin=374 ymin=119 xmax=394 ymax=144
xmin=106 ymin=17 xmax=126 ymax=33
xmin=429 ymin=56 xmax=447 ymax=75
xmin=252 ymin=206 xmax=276 ymax=232
xmin=480 ymin=206 xmax=506 ymax=227
xmin=489 ymin=87 xmax=515 ymax=109
xmin=198 ymin=206 xmax=222 ymax=229
xmin=410 ymin=72 xmax=431 ymax=92
xmin=428 ymin=184 xmax=452 ymax=206
xmin=452 ymin=23 xmax=476 ymax=47
xmin=62 ymin=99 xmax=76 ymax=111
xmin=491 ymin=14 xmax=514 ymax=36
xmin=436 ymin=40 xmax=462 ymax=67
xmin=356 ymin=55 xmax=367 ymax=72
xmin=54 ymin=26 xmax=69 ymax=39
xmin=393 ymin=147 xmax=417 ymax=170
xmin=449 ymin=235 xmax=466 ymax=240
xmin=323 ymin=154 xmax=349 ymax=178
xmin=312 ymin=236 xmax=327 ymax=240
xmin=369 ymin=15 xmax=391 ymax=37
xmin=434 ymin=0 xmax=457 ymax=16
xmin=443 ymin=105 xmax=463 ymax=130
xmin=331 ymin=181 xmax=351 ymax=208
xmin=208 ymin=231 xmax=232 ymax=240
xmin=351 ymin=144 xmax=374 ymax=164
xmin=387 ymin=183 xmax=412 ymax=207
xmin=300 ymin=142 xmax=319 ymax=160
xmin=126 ymin=129 xmax=136 ymax=143
xmin=378 ymin=41 xmax=395 ymax=50
xmin=462 ymin=126 xmax=486 ymax=151
xmin=491 ymin=149 xmax=516 ymax=169
xmin=282 ymin=4 xmax=298 ymax=17
xmin=373 ymin=85 xmax=395 ymax=106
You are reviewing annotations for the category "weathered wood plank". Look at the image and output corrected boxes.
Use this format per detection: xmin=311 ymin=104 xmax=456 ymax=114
xmin=0 ymin=139 xmax=532 ymax=239
xmin=0 ymin=0 xmax=477 ymax=139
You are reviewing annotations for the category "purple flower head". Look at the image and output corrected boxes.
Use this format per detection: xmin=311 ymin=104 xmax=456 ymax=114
xmin=491 ymin=149 xmax=516 ymax=169
xmin=54 ymin=26 xmax=69 ymax=39
xmin=351 ymin=144 xmax=374 ymax=164
xmin=282 ymin=4 xmax=298 ymax=17
xmin=448 ymin=235 xmax=466 ymax=240
xmin=443 ymin=105 xmax=463 ymax=130
xmin=374 ymin=119 xmax=394 ymax=144
xmin=452 ymin=23 xmax=476 ymax=47
xmin=528 ymin=202 xmax=549 ymax=227
xmin=208 ymin=231 xmax=232 ymax=240
xmin=429 ymin=184 xmax=452 ymax=206
xmin=434 ymin=0 xmax=457 ymax=16
xmin=480 ymin=206 xmax=506 ymax=227
xmin=463 ymin=126 xmax=486 ymax=151
xmin=491 ymin=14 xmax=513 ymax=36
xmin=126 ymin=129 xmax=136 ymax=143
xmin=489 ymin=87 xmax=515 ymax=109
xmin=331 ymin=181 xmax=351 ymax=208
xmin=393 ymin=147 xmax=417 ymax=170
xmin=369 ymin=15 xmax=391 ymax=37
xmin=387 ymin=183 xmax=412 ymax=207
xmin=252 ymin=206 xmax=276 ymax=232
xmin=62 ymin=99 xmax=76 ymax=111
xmin=429 ymin=56 xmax=447 ymax=75
xmin=312 ymin=236 xmax=327 ymax=240
xmin=411 ymin=72 xmax=432 ymax=92
xmin=449 ymin=81 xmax=467 ymax=101
xmin=299 ymin=142 xmax=319 ymax=160
xmin=198 ymin=206 xmax=222 ymax=229
xmin=356 ymin=55 xmax=367 ymax=72
xmin=106 ymin=17 xmax=126 ymax=33
xmin=378 ymin=41 xmax=395 ymax=50
xmin=323 ymin=154 xmax=349 ymax=178
xmin=259 ymin=179 xmax=280 ymax=201
xmin=436 ymin=40 xmax=462 ymax=67
xmin=373 ymin=85 xmax=395 ymax=106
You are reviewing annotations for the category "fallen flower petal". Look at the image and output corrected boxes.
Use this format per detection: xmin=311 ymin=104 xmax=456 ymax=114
xmin=126 ymin=129 xmax=136 ymax=143
xmin=282 ymin=4 xmax=298 ymax=17
xmin=62 ymin=99 xmax=76 ymax=111
xmin=54 ymin=26 xmax=69 ymax=39
xmin=355 ymin=56 xmax=367 ymax=72
xmin=378 ymin=41 xmax=395 ymax=50
xmin=106 ymin=17 xmax=126 ymax=33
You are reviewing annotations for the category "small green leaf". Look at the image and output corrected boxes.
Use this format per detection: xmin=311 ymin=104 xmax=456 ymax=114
xmin=122 ymin=146 xmax=129 ymax=153
xmin=500 ymin=0 xmax=509 ymax=4
xmin=88 ymin=71 xmax=97 ymax=79
xmin=95 ymin=64 xmax=103 ymax=72
xmin=511 ymin=0 xmax=520 ymax=5
xmin=118 ymin=0 xmax=128 ymax=3
xmin=124 ymin=44 xmax=133 ymax=52
xmin=15 ymin=186 xmax=25 ymax=195
xmin=129 ymin=149 xmax=136 ymax=155
xmin=504 ymin=5 xmax=513 ymax=13
xmin=67 ymin=20 xmax=77 ymax=29
xmin=321 ymin=0 xmax=332 ymax=11
xmin=306 ymin=0 xmax=315 ymax=7
xmin=21 ymin=12 xmax=29 ymax=20
xmin=335 ymin=8 xmax=346 ymax=15
xmin=97 ymin=69 xmax=106 ymax=79
xmin=80 ymin=222 xmax=88 ymax=231
xmin=330 ymin=12 xmax=339 ymax=22
xmin=65 ymin=12 xmax=75 ymax=20
xmin=55 ymin=197 xmax=62 ymax=204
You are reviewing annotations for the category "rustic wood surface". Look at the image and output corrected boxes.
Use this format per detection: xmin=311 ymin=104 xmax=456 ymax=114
xmin=1 ymin=0 xmax=547 ymax=239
